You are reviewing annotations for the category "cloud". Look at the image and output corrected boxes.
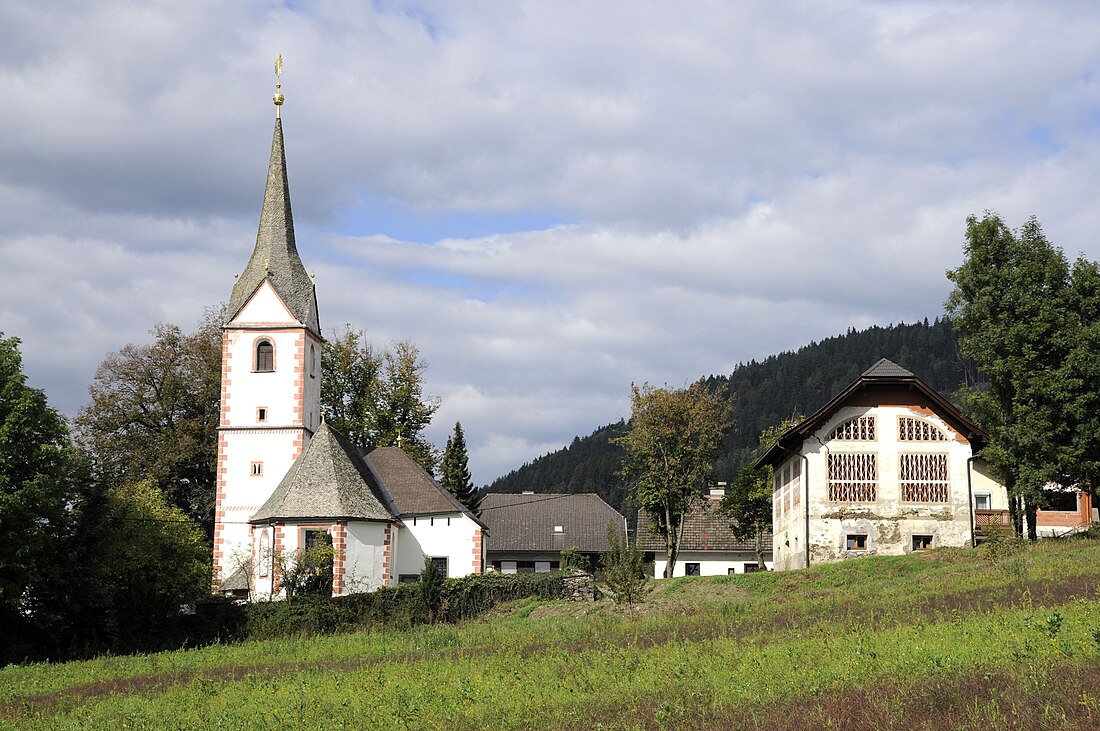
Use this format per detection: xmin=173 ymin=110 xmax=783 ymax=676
xmin=5 ymin=1 xmax=1100 ymax=483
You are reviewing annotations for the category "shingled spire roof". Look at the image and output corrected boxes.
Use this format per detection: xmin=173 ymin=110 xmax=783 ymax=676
xmin=251 ymin=423 xmax=395 ymax=523
xmin=227 ymin=118 xmax=320 ymax=335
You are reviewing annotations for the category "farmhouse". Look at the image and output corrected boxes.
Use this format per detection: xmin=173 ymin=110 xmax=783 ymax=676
xmin=758 ymin=359 xmax=1010 ymax=571
xmin=637 ymin=488 xmax=773 ymax=577
xmin=480 ymin=492 xmax=625 ymax=573
xmin=214 ymin=91 xmax=485 ymax=599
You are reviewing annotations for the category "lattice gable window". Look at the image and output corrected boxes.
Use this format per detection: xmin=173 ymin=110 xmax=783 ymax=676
xmin=828 ymin=453 xmax=877 ymax=501
xmin=898 ymin=416 xmax=948 ymax=441
xmin=829 ymin=415 xmax=876 ymax=441
xmin=900 ymin=453 xmax=950 ymax=502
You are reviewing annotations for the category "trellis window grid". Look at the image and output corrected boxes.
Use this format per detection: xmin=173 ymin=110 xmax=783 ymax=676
xmin=828 ymin=453 xmax=877 ymax=501
xmin=900 ymin=453 xmax=950 ymax=502
xmin=898 ymin=416 xmax=948 ymax=442
xmin=829 ymin=416 xmax=876 ymax=441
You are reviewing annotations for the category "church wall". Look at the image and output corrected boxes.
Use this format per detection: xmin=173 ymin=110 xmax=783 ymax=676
xmin=392 ymin=513 xmax=482 ymax=580
xmin=344 ymin=522 xmax=390 ymax=593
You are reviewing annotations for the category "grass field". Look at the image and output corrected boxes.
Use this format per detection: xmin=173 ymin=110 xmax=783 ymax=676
xmin=5 ymin=536 xmax=1100 ymax=730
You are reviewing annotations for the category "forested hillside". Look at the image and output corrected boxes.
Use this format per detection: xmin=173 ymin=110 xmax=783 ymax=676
xmin=488 ymin=318 xmax=974 ymax=513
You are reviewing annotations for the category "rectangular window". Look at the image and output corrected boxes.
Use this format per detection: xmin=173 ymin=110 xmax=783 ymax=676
xmin=744 ymin=563 xmax=761 ymax=573
xmin=828 ymin=453 xmax=877 ymax=501
xmin=250 ymin=461 xmax=263 ymax=476
xmin=430 ymin=557 xmax=448 ymax=577
xmin=912 ymin=535 xmax=933 ymax=551
xmin=535 ymin=561 xmax=552 ymax=573
xmin=398 ymin=574 xmax=419 ymax=583
xmin=1043 ymin=490 xmax=1078 ymax=512
xmin=846 ymin=534 xmax=868 ymax=551
xmin=900 ymin=453 xmax=950 ymax=502
xmin=685 ymin=563 xmax=701 ymax=576
xmin=553 ymin=525 xmax=564 ymax=534
xmin=304 ymin=529 xmax=330 ymax=549
xmin=975 ymin=493 xmax=991 ymax=510
xmin=727 ymin=568 xmax=737 ymax=576
xmin=501 ymin=561 xmax=517 ymax=574
xmin=257 ymin=407 xmax=268 ymax=423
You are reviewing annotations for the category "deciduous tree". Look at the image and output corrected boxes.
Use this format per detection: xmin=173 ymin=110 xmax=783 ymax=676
xmin=615 ymin=380 xmax=730 ymax=578
xmin=720 ymin=416 xmax=802 ymax=570
xmin=321 ymin=326 xmax=440 ymax=474
xmin=74 ymin=308 xmax=222 ymax=535
xmin=945 ymin=213 xmax=1092 ymax=538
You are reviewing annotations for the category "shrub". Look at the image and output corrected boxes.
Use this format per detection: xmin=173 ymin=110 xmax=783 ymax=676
xmin=600 ymin=521 xmax=647 ymax=604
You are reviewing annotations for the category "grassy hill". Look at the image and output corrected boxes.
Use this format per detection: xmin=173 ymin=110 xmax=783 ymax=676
xmin=4 ymin=536 xmax=1100 ymax=729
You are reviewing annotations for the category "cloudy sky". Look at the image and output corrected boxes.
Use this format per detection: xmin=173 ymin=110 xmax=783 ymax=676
xmin=4 ymin=1 xmax=1100 ymax=485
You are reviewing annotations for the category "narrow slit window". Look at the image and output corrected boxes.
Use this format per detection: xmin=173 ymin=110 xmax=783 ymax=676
xmin=257 ymin=407 xmax=268 ymax=423
xmin=251 ymin=461 xmax=263 ymax=476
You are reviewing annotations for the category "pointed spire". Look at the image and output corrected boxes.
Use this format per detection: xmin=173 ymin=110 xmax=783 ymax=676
xmin=226 ymin=93 xmax=320 ymax=334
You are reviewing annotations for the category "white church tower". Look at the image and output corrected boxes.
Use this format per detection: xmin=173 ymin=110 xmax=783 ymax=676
xmin=212 ymin=74 xmax=322 ymax=585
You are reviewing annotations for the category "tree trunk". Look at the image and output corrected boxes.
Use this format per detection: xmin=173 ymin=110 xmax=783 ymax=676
xmin=1024 ymin=499 xmax=1039 ymax=541
xmin=1008 ymin=493 xmax=1021 ymax=538
xmin=663 ymin=503 xmax=676 ymax=578
xmin=754 ymin=529 xmax=767 ymax=572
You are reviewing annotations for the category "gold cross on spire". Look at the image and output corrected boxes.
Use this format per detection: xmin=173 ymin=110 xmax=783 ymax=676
xmin=273 ymin=53 xmax=285 ymax=118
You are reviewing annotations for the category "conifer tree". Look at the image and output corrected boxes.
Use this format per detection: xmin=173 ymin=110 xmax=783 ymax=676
xmin=440 ymin=421 xmax=481 ymax=516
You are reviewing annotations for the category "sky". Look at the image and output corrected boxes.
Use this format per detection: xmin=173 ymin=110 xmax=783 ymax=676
xmin=5 ymin=1 xmax=1100 ymax=486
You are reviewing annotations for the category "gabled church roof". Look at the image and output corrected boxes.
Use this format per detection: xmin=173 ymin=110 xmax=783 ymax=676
xmin=756 ymin=358 xmax=987 ymax=468
xmin=227 ymin=118 xmax=320 ymax=335
xmin=363 ymin=446 xmax=487 ymax=527
xmin=251 ymin=423 xmax=394 ymax=523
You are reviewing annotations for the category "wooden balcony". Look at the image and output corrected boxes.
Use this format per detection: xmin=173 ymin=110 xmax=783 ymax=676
xmin=975 ymin=509 xmax=1012 ymax=540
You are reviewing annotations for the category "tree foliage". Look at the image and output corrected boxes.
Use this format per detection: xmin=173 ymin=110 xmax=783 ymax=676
xmin=616 ymin=380 xmax=730 ymax=578
xmin=946 ymin=213 xmax=1100 ymax=537
xmin=720 ymin=417 xmax=802 ymax=570
xmin=74 ymin=308 xmax=222 ymax=535
xmin=0 ymin=333 xmax=88 ymax=645
xmin=441 ymin=421 xmax=482 ymax=516
xmin=321 ymin=326 xmax=441 ymax=474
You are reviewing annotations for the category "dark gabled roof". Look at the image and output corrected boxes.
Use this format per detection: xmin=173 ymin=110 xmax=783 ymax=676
xmin=636 ymin=497 xmax=768 ymax=552
xmin=756 ymin=358 xmax=988 ymax=468
xmin=480 ymin=493 xmax=625 ymax=553
xmin=251 ymin=423 xmax=394 ymax=523
xmin=227 ymin=118 xmax=320 ymax=335
xmin=362 ymin=446 xmax=487 ymax=528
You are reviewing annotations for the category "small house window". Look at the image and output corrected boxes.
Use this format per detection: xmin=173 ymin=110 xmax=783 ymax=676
xmin=257 ymin=407 xmax=268 ymax=423
xmin=398 ymin=574 xmax=419 ymax=583
xmin=501 ymin=561 xmax=517 ymax=574
xmin=255 ymin=341 xmax=274 ymax=372
xmin=250 ymin=461 xmax=263 ymax=476
xmin=744 ymin=563 xmax=761 ymax=573
xmin=685 ymin=563 xmax=701 ymax=576
xmin=912 ymin=535 xmax=933 ymax=551
xmin=846 ymin=534 xmax=868 ymax=551
xmin=975 ymin=493 xmax=991 ymax=510
xmin=553 ymin=525 xmax=564 ymax=534
xmin=535 ymin=561 xmax=552 ymax=573
xmin=430 ymin=557 xmax=448 ymax=577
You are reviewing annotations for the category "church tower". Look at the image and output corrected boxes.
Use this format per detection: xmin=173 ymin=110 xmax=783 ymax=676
xmin=213 ymin=72 xmax=322 ymax=584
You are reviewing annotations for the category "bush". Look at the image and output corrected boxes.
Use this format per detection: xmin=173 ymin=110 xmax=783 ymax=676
xmin=599 ymin=521 xmax=647 ymax=604
xmin=244 ymin=571 xmax=567 ymax=639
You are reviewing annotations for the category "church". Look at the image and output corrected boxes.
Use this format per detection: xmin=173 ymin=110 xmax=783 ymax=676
xmin=213 ymin=83 xmax=486 ymax=600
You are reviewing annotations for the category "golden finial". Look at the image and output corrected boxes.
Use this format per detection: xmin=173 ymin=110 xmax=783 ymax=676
xmin=273 ymin=53 xmax=285 ymax=118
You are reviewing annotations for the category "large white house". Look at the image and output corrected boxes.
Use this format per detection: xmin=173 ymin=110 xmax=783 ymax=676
xmin=213 ymin=91 xmax=485 ymax=599
xmin=758 ymin=359 xmax=1010 ymax=571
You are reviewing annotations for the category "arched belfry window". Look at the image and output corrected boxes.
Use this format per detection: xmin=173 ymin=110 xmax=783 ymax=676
xmin=256 ymin=340 xmax=274 ymax=372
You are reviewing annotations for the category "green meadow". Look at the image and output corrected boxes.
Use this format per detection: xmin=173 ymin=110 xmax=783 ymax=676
xmin=5 ymin=537 xmax=1100 ymax=730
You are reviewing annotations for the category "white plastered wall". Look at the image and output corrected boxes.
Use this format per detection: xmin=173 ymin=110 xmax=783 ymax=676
xmin=344 ymin=522 xmax=390 ymax=594
xmin=393 ymin=513 xmax=480 ymax=579
xmin=654 ymin=552 xmax=773 ymax=578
